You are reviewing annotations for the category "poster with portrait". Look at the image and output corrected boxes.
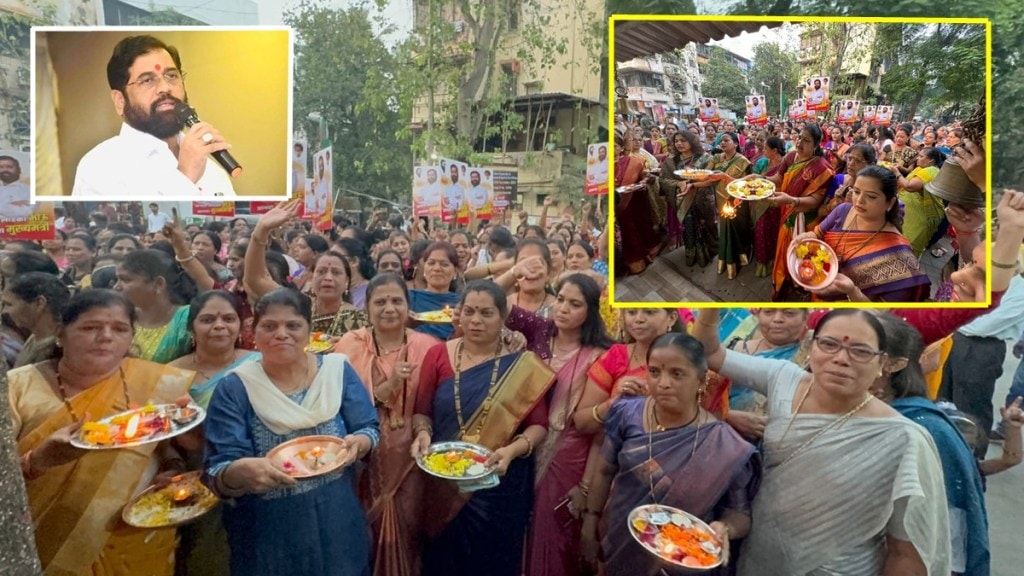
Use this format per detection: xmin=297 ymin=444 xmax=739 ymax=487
xmin=792 ymin=98 xmax=808 ymax=120
xmin=413 ymin=165 xmax=443 ymax=218
xmin=585 ymin=143 xmax=610 ymax=196
xmin=745 ymin=95 xmax=768 ymax=125
xmin=698 ymin=97 xmax=720 ymax=123
xmin=465 ymin=168 xmax=494 ymax=220
xmin=804 ymin=76 xmax=830 ymax=111
xmin=305 ymin=146 xmax=333 ymax=230
xmin=837 ymin=100 xmax=860 ymax=124
xmin=0 ymin=150 xmax=55 ymax=241
xmin=875 ymin=105 xmax=893 ymax=126
xmin=863 ymin=105 xmax=877 ymax=123
xmin=292 ymin=137 xmax=308 ymax=197
xmin=439 ymin=158 xmax=468 ymax=224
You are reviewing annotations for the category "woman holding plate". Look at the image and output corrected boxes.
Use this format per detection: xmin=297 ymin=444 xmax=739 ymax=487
xmin=408 ymin=241 xmax=461 ymax=340
xmin=693 ymin=132 xmax=752 ymax=279
xmin=791 ymin=165 xmax=930 ymax=302
xmin=739 ymin=123 xmax=834 ymax=300
xmin=11 ymin=289 xmax=196 ymax=575
xmin=615 ymin=130 xmax=662 ymax=276
xmin=204 ymin=288 xmax=379 ymax=576
xmin=580 ymin=333 xmax=759 ymax=575
xmin=752 ymin=136 xmax=789 ymax=277
xmin=333 ymin=273 xmax=440 ymax=576
xmin=693 ymin=308 xmax=950 ymax=575
xmin=410 ymin=281 xmax=555 ymax=576
xmin=657 ymin=130 xmax=712 ymax=264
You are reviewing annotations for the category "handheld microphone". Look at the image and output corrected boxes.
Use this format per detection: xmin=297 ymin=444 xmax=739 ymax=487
xmin=174 ymin=103 xmax=243 ymax=178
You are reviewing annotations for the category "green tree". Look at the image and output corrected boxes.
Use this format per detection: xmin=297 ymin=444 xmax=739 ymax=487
xmin=748 ymin=41 xmax=800 ymax=119
xmin=699 ymin=46 xmax=749 ymax=112
xmin=285 ymin=1 xmax=412 ymax=203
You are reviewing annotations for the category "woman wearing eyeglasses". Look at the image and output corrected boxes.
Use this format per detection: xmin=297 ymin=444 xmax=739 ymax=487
xmin=693 ymin=308 xmax=950 ymax=576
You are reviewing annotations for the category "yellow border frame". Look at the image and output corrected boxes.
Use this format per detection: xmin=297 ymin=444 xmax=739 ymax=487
xmin=607 ymin=15 xmax=993 ymax=309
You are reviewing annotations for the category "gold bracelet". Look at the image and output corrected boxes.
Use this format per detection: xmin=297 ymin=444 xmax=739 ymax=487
xmin=413 ymin=424 xmax=433 ymax=437
xmin=992 ymin=260 xmax=1018 ymax=270
xmin=513 ymin=433 xmax=534 ymax=458
xmin=175 ymin=252 xmax=196 ymax=264
xmin=592 ymin=403 xmax=606 ymax=424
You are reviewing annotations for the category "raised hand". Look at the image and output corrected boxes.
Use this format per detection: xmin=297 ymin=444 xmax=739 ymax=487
xmin=256 ymin=199 xmax=302 ymax=233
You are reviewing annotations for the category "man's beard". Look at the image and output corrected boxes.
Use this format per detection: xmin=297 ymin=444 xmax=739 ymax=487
xmin=0 ymin=172 xmax=16 ymax=185
xmin=124 ymin=93 xmax=187 ymax=139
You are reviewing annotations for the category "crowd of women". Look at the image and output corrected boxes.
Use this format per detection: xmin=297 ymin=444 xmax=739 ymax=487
xmin=615 ymin=116 xmax=987 ymax=302
xmin=6 ymin=184 xmax=1024 ymax=576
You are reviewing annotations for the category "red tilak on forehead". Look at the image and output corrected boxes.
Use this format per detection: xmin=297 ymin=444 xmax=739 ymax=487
xmin=842 ymin=336 xmax=850 ymax=343
xmin=155 ymin=64 xmax=161 ymax=71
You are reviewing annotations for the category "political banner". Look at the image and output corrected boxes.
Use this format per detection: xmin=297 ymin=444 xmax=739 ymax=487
xmin=837 ymin=100 xmax=860 ymax=124
xmin=306 ymin=146 xmax=333 ymax=230
xmin=698 ymin=97 xmax=720 ymax=123
xmin=292 ymin=137 xmax=308 ymax=196
xmin=585 ymin=143 xmax=610 ymax=196
xmin=745 ymin=95 xmax=768 ymax=125
xmin=465 ymin=167 xmax=494 ymax=220
xmin=192 ymin=201 xmax=235 ymax=217
xmin=804 ymin=76 xmax=830 ymax=111
xmin=412 ymin=166 xmax=442 ymax=218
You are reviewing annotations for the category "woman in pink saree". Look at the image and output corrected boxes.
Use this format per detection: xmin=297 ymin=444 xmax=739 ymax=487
xmin=615 ymin=131 xmax=663 ymax=276
xmin=504 ymin=274 xmax=613 ymax=576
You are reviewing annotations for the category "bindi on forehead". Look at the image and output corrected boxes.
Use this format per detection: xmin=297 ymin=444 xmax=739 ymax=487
xmin=155 ymin=63 xmax=161 ymax=71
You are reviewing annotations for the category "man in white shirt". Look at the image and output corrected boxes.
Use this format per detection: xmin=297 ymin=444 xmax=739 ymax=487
xmin=0 ymin=156 xmax=33 ymax=221
xmin=466 ymin=170 xmax=490 ymax=214
xmin=701 ymin=99 xmax=717 ymax=120
xmin=806 ymin=78 xmax=826 ymax=107
xmin=839 ymin=100 xmax=856 ymax=122
xmin=145 ymin=202 xmax=171 ymax=232
xmin=444 ymin=164 xmax=465 ymax=218
xmin=747 ymin=97 xmax=764 ymax=121
xmin=72 ymin=35 xmax=235 ymax=200
xmin=416 ymin=168 xmax=442 ymax=217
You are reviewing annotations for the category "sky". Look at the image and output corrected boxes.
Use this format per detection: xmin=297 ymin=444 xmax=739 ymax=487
xmin=708 ymin=22 xmax=800 ymax=61
xmin=257 ymin=0 xmax=413 ymax=43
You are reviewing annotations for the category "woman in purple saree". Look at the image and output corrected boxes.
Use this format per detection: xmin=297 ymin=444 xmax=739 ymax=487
xmin=581 ymin=334 xmax=760 ymax=576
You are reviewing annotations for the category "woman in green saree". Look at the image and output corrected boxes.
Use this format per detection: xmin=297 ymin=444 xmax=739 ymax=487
xmin=114 ymin=249 xmax=197 ymax=363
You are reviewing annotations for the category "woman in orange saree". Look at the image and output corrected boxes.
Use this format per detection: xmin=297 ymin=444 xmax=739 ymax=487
xmin=333 ymin=274 xmax=439 ymax=576
xmin=11 ymin=290 xmax=195 ymax=576
xmin=758 ymin=123 xmax=835 ymax=300
xmin=615 ymin=131 xmax=662 ymax=276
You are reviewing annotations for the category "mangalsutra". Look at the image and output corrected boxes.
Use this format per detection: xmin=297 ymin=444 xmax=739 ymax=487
xmin=56 ymin=364 xmax=131 ymax=420
xmin=646 ymin=398 xmax=702 ymax=503
xmin=454 ymin=339 xmax=503 ymax=442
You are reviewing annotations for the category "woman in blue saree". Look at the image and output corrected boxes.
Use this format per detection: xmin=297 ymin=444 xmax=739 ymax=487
xmin=411 ymin=281 xmax=556 ymax=576
xmin=871 ymin=313 xmax=989 ymax=576
xmin=204 ymin=288 xmax=380 ymax=576
xmin=409 ymin=242 xmax=462 ymax=340
xmin=581 ymin=333 xmax=760 ymax=576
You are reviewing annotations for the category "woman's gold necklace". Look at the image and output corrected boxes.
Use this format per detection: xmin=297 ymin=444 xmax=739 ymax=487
xmin=453 ymin=339 xmax=503 ymax=442
xmin=55 ymin=364 xmax=130 ymax=420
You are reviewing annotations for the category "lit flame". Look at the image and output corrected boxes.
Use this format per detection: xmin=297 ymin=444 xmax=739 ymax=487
xmin=720 ymin=201 xmax=737 ymax=219
xmin=173 ymin=487 xmax=191 ymax=502
xmin=311 ymin=446 xmax=324 ymax=459
xmin=124 ymin=413 xmax=140 ymax=439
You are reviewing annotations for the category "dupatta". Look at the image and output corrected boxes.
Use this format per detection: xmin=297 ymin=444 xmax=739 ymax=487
xmin=533 ymin=346 xmax=602 ymax=482
xmin=15 ymin=359 xmax=194 ymax=575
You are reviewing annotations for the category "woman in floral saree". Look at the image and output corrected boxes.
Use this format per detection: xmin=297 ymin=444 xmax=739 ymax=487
xmin=748 ymin=123 xmax=834 ymax=300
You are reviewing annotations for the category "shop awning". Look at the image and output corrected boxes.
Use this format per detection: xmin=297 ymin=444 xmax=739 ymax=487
xmin=613 ymin=20 xmax=785 ymax=62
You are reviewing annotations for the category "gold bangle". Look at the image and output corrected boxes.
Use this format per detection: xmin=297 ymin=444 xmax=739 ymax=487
xmin=413 ymin=424 xmax=433 ymax=437
xmin=991 ymin=260 xmax=1018 ymax=270
xmin=175 ymin=252 xmax=196 ymax=264
xmin=513 ymin=433 xmax=533 ymax=458
xmin=592 ymin=403 xmax=606 ymax=424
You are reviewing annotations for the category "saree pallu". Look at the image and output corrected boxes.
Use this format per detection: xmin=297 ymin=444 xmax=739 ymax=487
xmin=823 ymin=229 xmax=931 ymax=301
xmin=658 ymin=155 xmax=707 ymax=252
xmin=894 ymin=397 xmax=990 ymax=576
xmin=602 ymin=403 xmax=758 ymax=576
xmin=753 ymin=163 xmax=784 ymax=269
xmin=12 ymin=358 xmax=194 ymax=576
xmin=149 ymin=305 xmax=192 ymax=364
xmin=527 ymin=347 xmax=602 ymax=576
xmin=739 ymin=417 xmax=950 ymax=576
xmin=422 ymin=352 xmax=555 ymax=576
xmin=616 ymin=155 xmax=662 ymax=275
xmin=899 ymin=165 xmax=943 ymax=257
xmin=339 ymin=328 xmax=439 ymax=576
xmin=770 ymin=155 xmax=834 ymax=298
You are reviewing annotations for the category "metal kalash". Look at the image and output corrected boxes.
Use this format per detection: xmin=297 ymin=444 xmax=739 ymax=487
xmin=924 ymin=95 xmax=985 ymax=208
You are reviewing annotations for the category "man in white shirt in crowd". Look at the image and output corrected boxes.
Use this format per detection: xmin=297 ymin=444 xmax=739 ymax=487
xmin=145 ymin=202 xmax=171 ymax=233
xmin=747 ymin=97 xmax=764 ymax=121
xmin=73 ymin=35 xmax=236 ymax=199
xmin=807 ymin=78 xmax=826 ymax=107
xmin=0 ymin=156 xmax=33 ymax=221
xmin=466 ymin=170 xmax=489 ymax=215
